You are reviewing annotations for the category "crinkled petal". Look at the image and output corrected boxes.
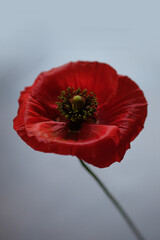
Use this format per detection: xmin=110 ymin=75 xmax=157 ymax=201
xmin=13 ymin=86 xmax=32 ymax=134
xmin=25 ymin=120 xmax=120 ymax=168
xmin=13 ymin=86 xmax=120 ymax=168
xmin=31 ymin=61 xmax=118 ymax=109
xmin=98 ymin=75 xmax=147 ymax=162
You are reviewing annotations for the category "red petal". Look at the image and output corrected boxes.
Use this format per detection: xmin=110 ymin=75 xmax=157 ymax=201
xmin=14 ymin=86 xmax=120 ymax=168
xmin=31 ymin=61 xmax=118 ymax=109
xmin=98 ymin=75 xmax=147 ymax=161
xmin=25 ymin=118 xmax=120 ymax=168
xmin=13 ymin=86 xmax=32 ymax=134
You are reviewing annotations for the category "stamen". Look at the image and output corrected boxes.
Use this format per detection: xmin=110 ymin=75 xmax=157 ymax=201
xmin=56 ymin=87 xmax=98 ymax=131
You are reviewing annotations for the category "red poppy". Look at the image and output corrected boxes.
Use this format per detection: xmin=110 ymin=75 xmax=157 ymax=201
xmin=13 ymin=61 xmax=147 ymax=168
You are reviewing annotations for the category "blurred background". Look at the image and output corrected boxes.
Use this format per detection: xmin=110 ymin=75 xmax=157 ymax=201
xmin=0 ymin=0 xmax=160 ymax=239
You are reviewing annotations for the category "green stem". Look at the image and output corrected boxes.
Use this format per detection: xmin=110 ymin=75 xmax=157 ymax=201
xmin=78 ymin=158 xmax=145 ymax=240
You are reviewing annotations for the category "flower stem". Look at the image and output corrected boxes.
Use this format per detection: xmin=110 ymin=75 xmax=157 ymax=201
xmin=78 ymin=158 xmax=145 ymax=240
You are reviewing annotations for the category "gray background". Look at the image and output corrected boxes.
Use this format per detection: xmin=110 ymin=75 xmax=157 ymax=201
xmin=0 ymin=0 xmax=159 ymax=239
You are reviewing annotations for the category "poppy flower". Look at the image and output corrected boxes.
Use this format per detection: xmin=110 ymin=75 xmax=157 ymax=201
xmin=13 ymin=61 xmax=147 ymax=168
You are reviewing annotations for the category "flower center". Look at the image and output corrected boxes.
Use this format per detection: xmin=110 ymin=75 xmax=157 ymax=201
xmin=71 ymin=95 xmax=85 ymax=111
xmin=56 ymin=87 xmax=98 ymax=131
